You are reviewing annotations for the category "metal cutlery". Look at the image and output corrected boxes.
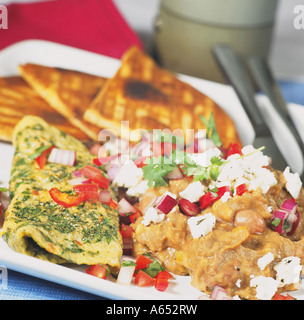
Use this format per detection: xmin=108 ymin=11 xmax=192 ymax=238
xmin=247 ymin=56 xmax=304 ymax=176
xmin=212 ymin=44 xmax=289 ymax=172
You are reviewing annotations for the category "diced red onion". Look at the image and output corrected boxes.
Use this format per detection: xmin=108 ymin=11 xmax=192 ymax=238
xmin=165 ymin=166 xmax=183 ymax=180
xmin=72 ymin=170 xmax=82 ymax=177
xmin=280 ymin=199 xmax=298 ymax=224
xmin=130 ymin=140 xmax=151 ymax=159
xmin=271 ymin=199 xmax=299 ymax=235
xmin=288 ymin=211 xmax=300 ymax=236
xmin=272 ymin=210 xmax=291 ymax=234
xmin=116 ymin=260 xmax=136 ymax=285
xmin=48 ymin=148 xmax=76 ymax=166
xmin=107 ymin=164 xmax=121 ymax=181
xmin=155 ymin=194 xmax=177 ymax=214
xmin=98 ymin=155 xmax=118 ymax=165
xmin=99 ymin=190 xmax=111 ymax=204
xmin=210 ymin=285 xmax=232 ymax=300
xmin=117 ymin=198 xmax=137 ymax=216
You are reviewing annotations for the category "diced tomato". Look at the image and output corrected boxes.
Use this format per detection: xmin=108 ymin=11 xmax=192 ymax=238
xmin=134 ymin=156 xmax=149 ymax=168
xmin=199 ymin=186 xmax=231 ymax=210
xmin=49 ymin=188 xmax=85 ymax=207
xmin=222 ymin=143 xmax=242 ymax=159
xmin=156 ymin=270 xmax=173 ymax=280
xmin=129 ymin=211 xmax=141 ymax=223
xmin=272 ymin=293 xmax=296 ymax=300
xmin=93 ymin=158 xmax=102 ymax=166
xmin=79 ymin=165 xmax=110 ymax=189
xmin=135 ymin=254 xmax=153 ymax=271
xmin=134 ymin=270 xmax=155 ymax=287
xmin=155 ymin=276 xmax=169 ymax=292
xmin=73 ymin=184 xmax=99 ymax=202
xmin=85 ymin=264 xmax=108 ymax=280
xmin=216 ymin=186 xmax=232 ymax=199
xmin=109 ymin=198 xmax=118 ymax=209
xmin=35 ymin=145 xmax=54 ymax=169
xmin=154 ymin=271 xmax=173 ymax=292
xmin=119 ymin=206 xmax=141 ymax=225
xmin=199 ymin=192 xmax=216 ymax=210
xmin=155 ymin=277 xmax=169 ymax=292
xmin=236 ymin=183 xmax=248 ymax=196
xmin=120 ymin=223 xmax=133 ymax=238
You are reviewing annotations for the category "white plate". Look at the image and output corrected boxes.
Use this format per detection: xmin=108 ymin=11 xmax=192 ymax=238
xmin=0 ymin=40 xmax=303 ymax=300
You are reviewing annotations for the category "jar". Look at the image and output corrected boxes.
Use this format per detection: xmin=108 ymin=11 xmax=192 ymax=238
xmin=154 ymin=0 xmax=278 ymax=83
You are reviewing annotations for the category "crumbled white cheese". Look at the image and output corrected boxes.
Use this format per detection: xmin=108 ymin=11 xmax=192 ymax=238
xmin=112 ymin=160 xmax=143 ymax=188
xmin=274 ymin=256 xmax=302 ymax=287
xmin=162 ymin=191 xmax=177 ymax=199
xmin=217 ymin=154 xmax=243 ymax=183
xmin=126 ymin=180 xmax=149 ymax=198
xmin=247 ymin=167 xmax=277 ymax=194
xmin=179 ymin=181 xmax=206 ymax=203
xmin=220 ymin=191 xmax=231 ymax=203
xmin=241 ymin=145 xmax=270 ymax=168
xmin=187 ymin=213 xmax=216 ymax=239
xmin=283 ymin=167 xmax=302 ymax=199
xmin=258 ymin=252 xmax=274 ymax=271
xmin=217 ymin=145 xmax=276 ymax=194
xmin=235 ymin=279 xmax=241 ymax=288
xmin=142 ymin=207 xmax=165 ymax=226
xmin=188 ymin=147 xmax=222 ymax=167
xmin=250 ymin=276 xmax=279 ymax=300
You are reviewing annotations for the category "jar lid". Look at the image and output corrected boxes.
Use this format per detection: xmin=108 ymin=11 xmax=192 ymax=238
xmin=160 ymin=0 xmax=278 ymax=27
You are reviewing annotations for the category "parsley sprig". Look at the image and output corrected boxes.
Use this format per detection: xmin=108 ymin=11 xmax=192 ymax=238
xmin=143 ymin=151 xmax=224 ymax=188
xmin=181 ymin=154 xmax=224 ymax=182
xmin=142 ymin=113 xmax=225 ymax=188
xmin=199 ymin=113 xmax=222 ymax=147
xmin=143 ymin=150 xmax=185 ymax=187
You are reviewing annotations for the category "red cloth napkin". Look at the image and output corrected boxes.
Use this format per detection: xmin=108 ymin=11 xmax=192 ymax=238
xmin=0 ymin=0 xmax=143 ymax=59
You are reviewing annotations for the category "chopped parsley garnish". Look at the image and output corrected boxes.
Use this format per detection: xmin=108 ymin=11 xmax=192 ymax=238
xmin=142 ymin=113 xmax=225 ymax=188
xmin=142 ymin=157 xmax=176 ymax=188
xmin=28 ymin=145 xmax=52 ymax=160
xmin=122 ymin=260 xmax=137 ymax=267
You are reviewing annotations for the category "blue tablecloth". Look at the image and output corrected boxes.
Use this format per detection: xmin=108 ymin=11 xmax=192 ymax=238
xmin=1 ymin=269 xmax=103 ymax=300
xmin=1 ymin=80 xmax=303 ymax=300
xmin=279 ymin=80 xmax=304 ymax=106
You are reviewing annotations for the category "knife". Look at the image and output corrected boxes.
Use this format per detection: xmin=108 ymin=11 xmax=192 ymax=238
xmin=212 ymin=44 xmax=288 ymax=172
xmin=247 ymin=56 xmax=304 ymax=176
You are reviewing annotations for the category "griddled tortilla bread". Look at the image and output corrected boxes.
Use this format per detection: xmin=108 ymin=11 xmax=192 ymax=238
xmin=18 ymin=64 xmax=108 ymax=141
xmin=84 ymin=46 xmax=241 ymax=146
xmin=0 ymin=76 xmax=89 ymax=142
xmin=2 ymin=116 xmax=122 ymax=267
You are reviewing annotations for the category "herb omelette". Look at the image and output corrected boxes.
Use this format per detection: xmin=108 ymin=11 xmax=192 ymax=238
xmin=2 ymin=116 xmax=122 ymax=267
